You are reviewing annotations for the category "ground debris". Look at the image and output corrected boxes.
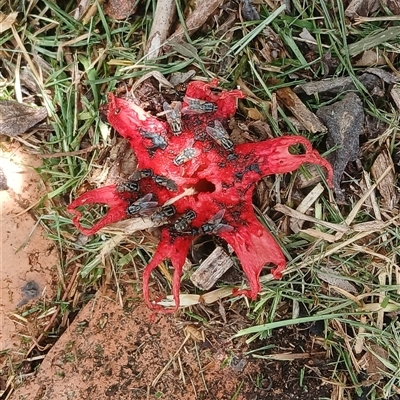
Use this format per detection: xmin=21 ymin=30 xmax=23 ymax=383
xmin=0 ymin=100 xmax=47 ymax=137
xmin=190 ymin=246 xmax=234 ymax=290
xmin=241 ymin=0 xmax=260 ymax=21
xmin=345 ymin=0 xmax=380 ymax=19
xmin=0 ymin=167 xmax=8 ymax=190
xmin=276 ymin=87 xmax=326 ymax=133
xmin=316 ymin=92 xmax=364 ymax=200
xmin=104 ymin=0 xmax=137 ymax=20
xmin=370 ymin=149 xmax=397 ymax=210
xmin=294 ymin=73 xmax=383 ymax=96
xmin=167 ymin=0 xmax=224 ymax=43
xmin=387 ymin=0 xmax=400 ymax=14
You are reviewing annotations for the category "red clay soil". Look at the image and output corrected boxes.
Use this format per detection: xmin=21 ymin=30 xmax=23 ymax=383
xmin=8 ymin=279 xmax=333 ymax=400
xmin=1 ymin=142 xmax=58 ymax=352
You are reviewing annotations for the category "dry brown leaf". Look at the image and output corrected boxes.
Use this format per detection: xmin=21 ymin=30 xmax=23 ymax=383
xmin=359 ymin=344 xmax=388 ymax=383
xmin=345 ymin=0 xmax=380 ymax=18
xmin=104 ymin=0 xmax=137 ymax=20
xmin=317 ymin=266 xmax=358 ymax=294
xmin=316 ymin=93 xmax=364 ymax=200
xmin=244 ymin=107 xmax=263 ymax=120
xmin=370 ymin=150 xmax=397 ymax=210
xmin=168 ymin=0 xmax=224 ymax=43
xmin=276 ymin=87 xmax=326 ymax=133
xmin=354 ymin=50 xmax=386 ymax=67
xmin=0 ymin=100 xmax=47 ymax=137
xmin=390 ymin=84 xmax=400 ymax=111
xmin=0 ymin=12 xmax=18 ymax=33
xmin=387 ymin=0 xmax=400 ymax=14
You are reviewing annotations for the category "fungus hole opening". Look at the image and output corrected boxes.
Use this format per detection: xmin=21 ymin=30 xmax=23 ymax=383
xmin=288 ymin=144 xmax=307 ymax=155
xmin=194 ymin=179 xmax=215 ymax=193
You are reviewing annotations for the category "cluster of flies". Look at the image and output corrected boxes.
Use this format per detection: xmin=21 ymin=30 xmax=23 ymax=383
xmin=119 ymin=95 xmax=236 ymax=236
xmin=121 ymin=176 xmax=233 ymax=236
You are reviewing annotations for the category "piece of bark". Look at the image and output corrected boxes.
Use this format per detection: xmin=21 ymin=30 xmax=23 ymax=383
xmin=241 ymin=0 xmax=260 ymax=21
xmin=390 ymin=84 xmax=400 ymax=111
xmin=0 ymin=100 xmax=47 ymax=137
xmin=316 ymin=93 xmax=364 ymax=200
xmin=370 ymin=150 xmax=397 ymax=210
xmin=387 ymin=0 xmax=400 ymax=14
xmin=294 ymin=73 xmax=382 ymax=96
xmin=275 ymin=87 xmax=326 ymax=133
xmin=145 ymin=0 xmax=176 ymax=60
xmin=167 ymin=0 xmax=223 ymax=44
xmin=365 ymin=67 xmax=399 ymax=84
xmin=190 ymin=247 xmax=233 ymax=291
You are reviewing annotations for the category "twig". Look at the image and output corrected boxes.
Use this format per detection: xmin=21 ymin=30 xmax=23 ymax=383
xmin=274 ymin=204 xmax=349 ymax=232
xmin=145 ymin=0 xmax=176 ymax=60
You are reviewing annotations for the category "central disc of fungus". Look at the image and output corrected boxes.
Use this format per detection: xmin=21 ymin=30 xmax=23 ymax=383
xmin=68 ymin=79 xmax=333 ymax=313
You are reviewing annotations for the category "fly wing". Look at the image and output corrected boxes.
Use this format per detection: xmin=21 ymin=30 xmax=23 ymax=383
xmin=137 ymin=193 xmax=153 ymax=203
xmin=182 ymin=96 xmax=202 ymax=115
xmin=213 ymin=223 xmax=234 ymax=234
xmin=174 ymin=101 xmax=182 ymax=114
xmin=206 ymin=126 xmax=222 ymax=140
xmin=139 ymin=201 xmax=159 ymax=214
xmin=207 ymin=209 xmax=225 ymax=225
xmin=163 ymin=101 xmax=173 ymax=113
xmin=213 ymin=120 xmax=229 ymax=138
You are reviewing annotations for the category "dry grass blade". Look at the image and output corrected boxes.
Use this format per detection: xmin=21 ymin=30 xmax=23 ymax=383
xmin=275 ymin=204 xmax=349 ymax=232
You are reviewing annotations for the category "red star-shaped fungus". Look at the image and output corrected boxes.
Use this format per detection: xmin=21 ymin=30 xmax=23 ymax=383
xmin=68 ymin=79 xmax=333 ymax=313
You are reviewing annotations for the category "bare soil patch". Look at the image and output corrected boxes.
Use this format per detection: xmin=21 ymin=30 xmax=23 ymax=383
xmin=8 ymin=280 xmax=333 ymax=400
xmin=1 ymin=142 xmax=58 ymax=352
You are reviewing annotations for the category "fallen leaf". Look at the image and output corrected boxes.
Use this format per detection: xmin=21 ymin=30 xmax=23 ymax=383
xmin=0 ymin=100 xmax=47 ymax=137
xmin=354 ymin=50 xmax=386 ymax=67
xmin=244 ymin=107 xmax=263 ymax=120
xmin=241 ymin=0 xmax=260 ymax=21
xmin=370 ymin=150 xmax=397 ymax=210
xmin=359 ymin=344 xmax=389 ymax=383
xmin=276 ymin=87 xmax=326 ymax=133
xmin=104 ymin=0 xmax=137 ymax=20
xmin=387 ymin=0 xmax=400 ymax=14
xmin=316 ymin=92 xmax=364 ymax=200
xmin=317 ymin=266 xmax=358 ymax=294
xmin=0 ymin=12 xmax=18 ymax=33
xmin=391 ymin=84 xmax=400 ymax=111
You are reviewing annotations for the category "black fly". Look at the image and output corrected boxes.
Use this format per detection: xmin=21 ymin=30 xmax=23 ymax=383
xmin=199 ymin=210 xmax=234 ymax=235
xmin=126 ymin=193 xmax=158 ymax=217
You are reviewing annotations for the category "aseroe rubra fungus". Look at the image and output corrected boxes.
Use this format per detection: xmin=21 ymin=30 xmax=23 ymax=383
xmin=68 ymin=79 xmax=333 ymax=313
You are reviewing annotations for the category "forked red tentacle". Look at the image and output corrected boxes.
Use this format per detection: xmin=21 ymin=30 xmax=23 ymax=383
xmin=142 ymin=230 xmax=192 ymax=312
xmin=67 ymin=185 xmax=129 ymax=235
